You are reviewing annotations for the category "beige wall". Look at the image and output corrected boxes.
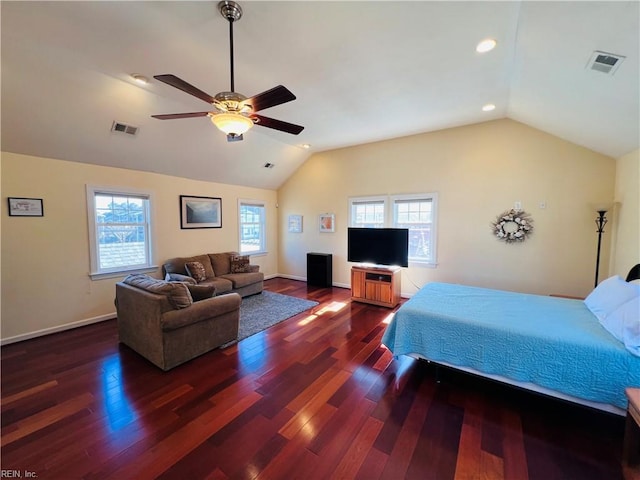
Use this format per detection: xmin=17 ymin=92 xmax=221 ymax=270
xmin=1 ymin=152 xmax=278 ymax=342
xmin=610 ymin=149 xmax=640 ymax=277
xmin=1 ymin=120 xmax=628 ymax=342
xmin=278 ymin=119 xmax=617 ymax=297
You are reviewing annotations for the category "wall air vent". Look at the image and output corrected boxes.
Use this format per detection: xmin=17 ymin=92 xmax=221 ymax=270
xmin=586 ymin=51 xmax=625 ymax=75
xmin=111 ymin=121 xmax=139 ymax=136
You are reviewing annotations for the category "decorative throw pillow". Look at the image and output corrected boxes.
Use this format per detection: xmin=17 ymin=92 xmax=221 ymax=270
xmin=185 ymin=261 xmax=207 ymax=283
xmin=186 ymin=284 xmax=216 ymax=302
xmin=165 ymin=282 xmax=194 ymax=309
xmin=165 ymin=272 xmax=197 ymax=285
xmin=230 ymin=255 xmax=251 ymax=273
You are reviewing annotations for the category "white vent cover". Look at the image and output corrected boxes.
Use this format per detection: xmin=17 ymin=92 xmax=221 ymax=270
xmin=586 ymin=51 xmax=625 ymax=75
xmin=111 ymin=121 xmax=139 ymax=136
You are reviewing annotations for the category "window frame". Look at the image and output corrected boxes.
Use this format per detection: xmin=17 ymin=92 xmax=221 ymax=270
xmin=390 ymin=193 xmax=438 ymax=267
xmin=238 ymin=199 xmax=267 ymax=255
xmin=86 ymin=185 xmax=156 ymax=280
xmin=348 ymin=193 xmax=438 ymax=267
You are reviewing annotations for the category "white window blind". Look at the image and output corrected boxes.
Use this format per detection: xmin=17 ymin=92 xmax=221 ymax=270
xmin=349 ymin=197 xmax=387 ymax=228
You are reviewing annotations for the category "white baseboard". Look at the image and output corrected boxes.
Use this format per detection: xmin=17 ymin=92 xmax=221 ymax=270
xmin=263 ymin=273 xmax=284 ymax=280
xmin=276 ymin=273 xmax=306 ymax=282
xmin=1 ymin=313 xmax=115 ymax=346
xmin=273 ymin=274 xmax=410 ymax=295
xmin=275 ymin=273 xmax=350 ymax=289
xmin=1 ymin=277 xmax=403 ymax=346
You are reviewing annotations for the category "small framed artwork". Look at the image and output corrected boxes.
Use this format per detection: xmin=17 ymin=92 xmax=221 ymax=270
xmin=180 ymin=195 xmax=222 ymax=229
xmin=319 ymin=213 xmax=335 ymax=233
xmin=8 ymin=197 xmax=44 ymax=217
xmin=288 ymin=214 xmax=303 ymax=233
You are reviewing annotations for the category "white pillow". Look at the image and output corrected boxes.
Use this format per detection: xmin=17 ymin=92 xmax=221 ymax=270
xmin=615 ymin=297 xmax=640 ymax=357
xmin=584 ymin=275 xmax=640 ymax=323
xmin=598 ymin=305 xmax=625 ymax=343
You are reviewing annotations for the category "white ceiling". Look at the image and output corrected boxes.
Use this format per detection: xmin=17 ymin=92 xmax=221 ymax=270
xmin=2 ymin=1 xmax=638 ymax=190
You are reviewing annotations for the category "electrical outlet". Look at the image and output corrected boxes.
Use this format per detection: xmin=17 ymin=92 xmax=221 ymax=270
xmin=539 ymin=201 xmax=547 ymax=209
xmin=514 ymin=201 xmax=522 ymax=210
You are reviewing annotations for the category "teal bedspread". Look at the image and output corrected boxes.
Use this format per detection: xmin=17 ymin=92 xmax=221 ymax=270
xmin=381 ymin=282 xmax=640 ymax=409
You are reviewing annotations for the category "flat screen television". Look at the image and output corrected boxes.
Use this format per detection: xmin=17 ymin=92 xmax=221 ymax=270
xmin=347 ymin=227 xmax=409 ymax=267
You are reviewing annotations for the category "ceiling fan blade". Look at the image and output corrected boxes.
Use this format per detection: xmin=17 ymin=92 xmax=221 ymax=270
xmin=154 ymin=74 xmax=215 ymax=105
xmin=243 ymin=85 xmax=296 ymax=113
xmin=151 ymin=112 xmax=211 ymax=120
xmin=252 ymin=114 xmax=304 ymax=135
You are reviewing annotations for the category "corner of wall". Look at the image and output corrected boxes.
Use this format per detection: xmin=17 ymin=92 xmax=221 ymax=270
xmin=610 ymin=148 xmax=640 ymax=277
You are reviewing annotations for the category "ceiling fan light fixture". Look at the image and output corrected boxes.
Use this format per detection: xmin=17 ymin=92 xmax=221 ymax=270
xmin=211 ymin=113 xmax=254 ymax=135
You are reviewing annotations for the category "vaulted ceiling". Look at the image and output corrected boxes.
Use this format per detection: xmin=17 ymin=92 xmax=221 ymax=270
xmin=2 ymin=1 xmax=638 ymax=190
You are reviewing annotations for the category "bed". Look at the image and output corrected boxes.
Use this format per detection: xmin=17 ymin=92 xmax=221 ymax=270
xmin=381 ymin=269 xmax=640 ymax=415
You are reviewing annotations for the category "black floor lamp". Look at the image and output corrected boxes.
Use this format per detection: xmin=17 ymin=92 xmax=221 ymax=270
xmin=594 ymin=210 xmax=608 ymax=287
xmin=593 ymin=204 xmax=614 ymax=288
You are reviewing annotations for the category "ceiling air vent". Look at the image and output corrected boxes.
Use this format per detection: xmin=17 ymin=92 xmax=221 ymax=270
xmin=586 ymin=51 xmax=625 ymax=75
xmin=264 ymin=163 xmax=275 ymax=169
xmin=111 ymin=121 xmax=139 ymax=136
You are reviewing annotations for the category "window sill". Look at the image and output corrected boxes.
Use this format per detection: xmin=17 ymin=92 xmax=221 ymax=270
xmin=243 ymin=251 xmax=267 ymax=257
xmin=89 ymin=265 xmax=158 ymax=280
xmin=408 ymin=261 xmax=438 ymax=269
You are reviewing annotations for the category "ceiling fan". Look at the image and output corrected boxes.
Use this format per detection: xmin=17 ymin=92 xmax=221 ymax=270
xmin=151 ymin=0 xmax=304 ymax=142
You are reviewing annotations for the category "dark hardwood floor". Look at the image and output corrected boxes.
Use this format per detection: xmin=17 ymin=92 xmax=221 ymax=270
xmin=1 ymin=278 xmax=627 ymax=479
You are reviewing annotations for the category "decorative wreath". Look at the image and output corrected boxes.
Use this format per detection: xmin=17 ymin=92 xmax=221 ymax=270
xmin=492 ymin=209 xmax=533 ymax=243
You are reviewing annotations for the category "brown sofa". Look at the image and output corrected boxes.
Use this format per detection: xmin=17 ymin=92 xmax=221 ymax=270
xmin=115 ymin=274 xmax=241 ymax=370
xmin=163 ymin=252 xmax=264 ymax=298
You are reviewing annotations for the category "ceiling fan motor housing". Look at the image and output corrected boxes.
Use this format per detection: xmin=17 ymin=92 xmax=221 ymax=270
xmin=213 ymin=91 xmax=251 ymax=114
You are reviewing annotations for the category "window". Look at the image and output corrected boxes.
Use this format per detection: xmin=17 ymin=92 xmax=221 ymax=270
xmin=239 ymin=200 xmax=266 ymax=254
xmin=348 ymin=193 xmax=438 ymax=266
xmin=392 ymin=194 xmax=438 ymax=265
xmin=86 ymin=186 xmax=155 ymax=279
xmin=348 ymin=196 xmax=387 ymax=228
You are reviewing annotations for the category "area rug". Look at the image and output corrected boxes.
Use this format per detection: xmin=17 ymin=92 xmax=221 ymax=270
xmin=237 ymin=291 xmax=319 ymax=341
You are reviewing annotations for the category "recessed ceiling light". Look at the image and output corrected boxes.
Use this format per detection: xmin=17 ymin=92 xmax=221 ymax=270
xmin=131 ymin=74 xmax=149 ymax=85
xmin=482 ymin=103 xmax=496 ymax=112
xmin=476 ymin=39 xmax=497 ymax=53
xmin=301 ymin=144 xmax=311 ymax=149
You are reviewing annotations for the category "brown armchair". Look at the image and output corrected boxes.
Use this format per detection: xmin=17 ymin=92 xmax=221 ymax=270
xmin=115 ymin=274 xmax=241 ymax=370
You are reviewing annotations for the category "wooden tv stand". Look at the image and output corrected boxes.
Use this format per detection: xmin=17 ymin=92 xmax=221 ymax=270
xmin=351 ymin=265 xmax=401 ymax=308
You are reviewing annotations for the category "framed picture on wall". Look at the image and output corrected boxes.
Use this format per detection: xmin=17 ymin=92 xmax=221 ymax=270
xmin=288 ymin=214 xmax=303 ymax=233
xmin=319 ymin=213 xmax=335 ymax=233
xmin=180 ymin=195 xmax=222 ymax=229
xmin=8 ymin=197 xmax=44 ymax=217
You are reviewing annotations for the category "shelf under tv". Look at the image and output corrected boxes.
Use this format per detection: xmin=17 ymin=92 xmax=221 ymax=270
xmin=350 ymin=265 xmax=401 ymax=308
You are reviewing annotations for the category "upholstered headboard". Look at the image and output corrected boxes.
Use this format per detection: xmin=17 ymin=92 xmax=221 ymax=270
xmin=626 ymin=264 xmax=640 ymax=282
